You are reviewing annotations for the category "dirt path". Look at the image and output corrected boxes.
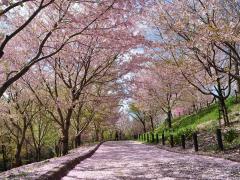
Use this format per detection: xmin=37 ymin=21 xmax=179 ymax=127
xmin=62 ymin=141 xmax=240 ymax=179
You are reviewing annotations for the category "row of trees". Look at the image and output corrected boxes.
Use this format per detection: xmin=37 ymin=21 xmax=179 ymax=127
xmin=129 ymin=0 xmax=239 ymax=133
xmin=129 ymin=60 xmax=211 ymax=133
xmin=0 ymin=0 xmax=150 ymax=169
xmin=3 ymin=0 xmax=240 ymax=171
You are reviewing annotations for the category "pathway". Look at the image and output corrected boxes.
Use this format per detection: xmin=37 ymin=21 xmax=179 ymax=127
xmin=62 ymin=141 xmax=240 ymax=179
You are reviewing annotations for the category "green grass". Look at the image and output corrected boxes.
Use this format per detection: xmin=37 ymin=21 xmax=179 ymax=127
xmin=155 ymin=96 xmax=240 ymax=142
xmin=137 ymin=96 xmax=240 ymax=149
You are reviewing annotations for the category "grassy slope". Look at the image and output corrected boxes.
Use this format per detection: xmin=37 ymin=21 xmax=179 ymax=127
xmin=155 ymin=97 xmax=240 ymax=143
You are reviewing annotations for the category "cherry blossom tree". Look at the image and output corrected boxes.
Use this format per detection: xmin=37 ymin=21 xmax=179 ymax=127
xmin=0 ymin=82 xmax=40 ymax=167
xmin=129 ymin=103 xmax=149 ymax=133
xmin=0 ymin=0 xmax=149 ymax=157
xmin=144 ymin=0 xmax=236 ymax=126
xmin=29 ymin=110 xmax=52 ymax=162
xmin=131 ymin=60 xmax=186 ymax=129
xmin=0 ymin=0 xmax=146 ymax=97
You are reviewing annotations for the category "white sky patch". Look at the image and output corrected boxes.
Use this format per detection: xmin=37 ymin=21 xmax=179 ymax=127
xmin=71 ymin=3 xmax=85 ymax=13
xmin=120 ymin=98 xmax=133 ymax=114
xmin=130 ymin=47 xmax=144 ymax=54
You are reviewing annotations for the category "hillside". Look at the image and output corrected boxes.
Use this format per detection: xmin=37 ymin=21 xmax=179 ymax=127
xmin=154 ymin=97 xmax=240 ymax=161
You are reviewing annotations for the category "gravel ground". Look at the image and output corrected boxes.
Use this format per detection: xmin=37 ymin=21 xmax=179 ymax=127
xmin=62 ymin=141 xmax=240 ymax=180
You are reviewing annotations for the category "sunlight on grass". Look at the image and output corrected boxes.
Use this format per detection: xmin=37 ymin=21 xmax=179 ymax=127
xmin=155 ymin=97 xmax=240 ymax=140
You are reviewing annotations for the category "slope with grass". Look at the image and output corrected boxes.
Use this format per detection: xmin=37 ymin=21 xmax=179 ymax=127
xmin=154 ymin=97 xmax=240 ymax=161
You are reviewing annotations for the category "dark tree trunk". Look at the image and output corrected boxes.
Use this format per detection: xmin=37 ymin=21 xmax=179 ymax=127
xmin=234 ymin=60 xmax=240 ymax=93
xmin=62 ymin=129 xmax=69 ymax=155
xmin=142 ymin=121 xmax=147 ymax=133
xmin=216 ymin=76 xmax=230 ymax=126
xmin=149 ymin=116 xmax=154 ymax=131
xmin=14 ymin=129 xmax=27 ymax=167
xmin=167 ymin=110 xmax=172 ymax=129
xmin=93 ymin=122 xmax=100 ymax=142
xmin=25 ymin=142 xmax=29 ymax=160
xmin=75 ymin=105 xmax=82 ymax=148
xmin=15 ymin=144 xmax=22 ymax=167
xmin=75 ymin=121 xmax=81 ymax=148
xmin=75 ymin=133 xmax=82 ymax=148
xmin=219 ymin=98 xmax=229 ymax=126
xmin=95 ymin=130 xmax=99 ymax=142
xmin=36 ymin=147 xmax=41 ymax=161
xmin=62 ymin=108 xmax=74 ymax=155
xmin=101 ymin=130 xmax=104 ymax=141
xmin=2 ymin=145 xmax=7 ymax=171
xmin=55 ymin=141 xmax=60 ymax=157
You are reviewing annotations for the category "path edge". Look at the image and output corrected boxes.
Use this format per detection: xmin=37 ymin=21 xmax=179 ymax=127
xmin=38 ymin=141 xmax=104 ymax=180
xmin=151 ymin=143 xmax=240 ymax=163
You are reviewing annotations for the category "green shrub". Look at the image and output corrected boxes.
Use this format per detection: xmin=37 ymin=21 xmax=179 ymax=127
xmin=173 ymin=133 xmax=181 ymax=145
xmin=176 ymin=127 xmax=195 ymax=139
xmin=168 ymin=127 xmax=196 ymax=145
xmin=224 ymin=129 xmax=238 ymax=143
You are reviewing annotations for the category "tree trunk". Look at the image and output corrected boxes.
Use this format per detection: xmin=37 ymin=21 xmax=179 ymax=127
xmin=234 ymin=59 xmax=240 ymax=93
xmin=55 ymin=141 xmax=60 ymax=157
xmin=75 ymin=120 xmax=81 ymax=148
xmin=25 ymin=142 xmax=29 ymax=160
xmin=62 ymin=108 xmax=74 ymax=155
xmin=101 ymin=130 xmax=104 ymax=141
xmin=36 ymin=147 xmax=41 ymax=162
xmin=236 ymin=80 xmax=240 ymax=99
xmin=218 ymin=108 xmax=222 ymax=128
xmin=2 ymin=145 xmax=7 ymax=171
xmin=94 ymin=124 xmax=100 ymax=142
xmin=142 ymin=121 xmax=147 ymax=133
xmin=95 ymin=130 xmax=99 ymax=142
xmin=75 ymin=133 xmax=81 ymax=148
xmin=14 ymin=130 xmax=26 ymax=167
xmin=62 ymin=129 xmax=69 ymax=155
xmin=219 ymin=98 xmax=229 ymax=126
xmin=149 ymin=116 xmax=154 ymax=131
xmin=167 ymin=110 xmax=172 ymax=129
xmin=15 ymin=144 xmax=22 ymax=167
